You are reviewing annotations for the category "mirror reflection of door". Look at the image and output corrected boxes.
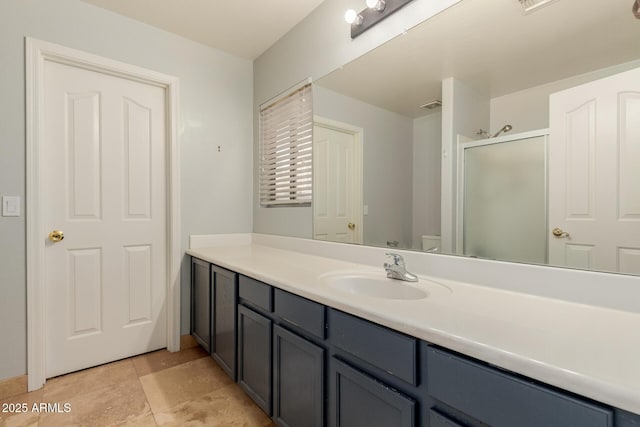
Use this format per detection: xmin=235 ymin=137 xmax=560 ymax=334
xmin=313 ymin=117 xmax=363 ymax=244
xmin=548 ymin=67 xmax=640 ymax=274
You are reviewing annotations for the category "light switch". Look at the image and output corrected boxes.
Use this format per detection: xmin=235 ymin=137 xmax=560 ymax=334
xmin=363 ymin=205 xmax=369 ymax=216
xmin=2 ymin=196 xmax=20 ymax=217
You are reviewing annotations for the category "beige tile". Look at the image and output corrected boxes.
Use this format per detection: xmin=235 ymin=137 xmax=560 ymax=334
xmin=111 ymin=413 xmax=158 ymax=426
xmin=132 ymin=347 xmax=208 ymax=377
xmin=0 ymin=389 xmax=44 ymax=427
xmin=39 ymin=375 xmax=151 ymax=427
xmin=0 ymin=347 xmax=271 ymax=427
xmin=153 ymin=383 xmax=274 ymax=427
xmin=40 ymin=360 xmax=152 ymax=426
xmin=43 ymin=359 xmax=136 ymax=403
xmin=0 ymin=375 xmax=27 ymax=400
xmin=180 ymin=335 xmax=199 ymax=350
xmin=139 ymin=357 xmax=233 ymax=414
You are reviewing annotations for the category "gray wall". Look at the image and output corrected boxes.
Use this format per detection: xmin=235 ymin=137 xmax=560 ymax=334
xmin=314 ymin=86 xmax=413 ymax=247
xmin=412 ymin=113 xmax=442 ymax=249
xmin=253 ymin=0 xmax=461 ymax=238
xmin=0 ymin=0 xmax=253 ymax=381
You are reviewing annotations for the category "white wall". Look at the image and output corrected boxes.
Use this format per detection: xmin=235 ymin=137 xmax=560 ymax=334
xmin=412 ymin=113 xmax=442 ymax=249
xmin=253 ymin=0 xmax=462 ymax=239
xmin=0 ymin=0 xmax=253 ymax=381
xmin=490 ymin=59 xmax=640 ymax=132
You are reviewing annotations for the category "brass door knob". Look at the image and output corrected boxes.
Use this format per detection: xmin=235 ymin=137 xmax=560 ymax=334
xmin=348 ymin=222 xmax=356 ymax=230
xmin=49 ymin=230 xmax=65 ymax=242
xmin=551 ymin=227 xmax=570 ymax=238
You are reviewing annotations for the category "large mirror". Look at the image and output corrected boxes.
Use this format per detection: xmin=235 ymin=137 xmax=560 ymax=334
xmin=312 ymin=0 xmax=640 ymax=275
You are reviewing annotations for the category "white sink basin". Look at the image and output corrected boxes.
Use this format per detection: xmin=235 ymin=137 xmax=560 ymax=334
xmin=319 ymin=270 xmax=451 ymax=300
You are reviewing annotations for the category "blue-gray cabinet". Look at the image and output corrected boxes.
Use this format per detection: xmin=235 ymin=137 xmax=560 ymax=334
xmin=237 ymin=278 xmax=328 ymax=427
xmin=211 ymin=265 xmax=237 ymax=380
xmin=273 ymin=324 xmax=325 ymax=427
xmin=190 ymin=258 xmax=237 ymax=379
xmin=190 ymin=260 xmax=640 ymax=427
xmin=329 ymin=308 xmax=417 ymax=386
xmin=329 ymin=357 xmax=415 ymax=427
xmin=274 ymin=288 xmax=326 ymax=340
xmin=237 ymin=304 xmax=272 ymax=415
xmin=429 ymin=409 xmax=465 ymax=427
xmin=190 ymin=257 xmax=210 ymax=352
xmin=426 ymin=347 xmax=614 ymax=427
xmin=239 ymin=274 xmax=273 ymax=312
xmin=328 ymin=308 xmax=422 ymax=426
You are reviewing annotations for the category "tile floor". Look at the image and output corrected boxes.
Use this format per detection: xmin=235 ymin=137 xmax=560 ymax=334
xmin=0 ymin=339 xmax=274 ymax=426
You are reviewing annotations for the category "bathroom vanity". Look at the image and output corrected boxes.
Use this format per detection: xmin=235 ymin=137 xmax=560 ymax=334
xmin=187 ymin=234 xmax=640 ymax=427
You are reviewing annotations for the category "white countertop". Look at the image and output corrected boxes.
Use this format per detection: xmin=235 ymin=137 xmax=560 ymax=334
xmin=187 ymin=240 xmax=640 ymax=415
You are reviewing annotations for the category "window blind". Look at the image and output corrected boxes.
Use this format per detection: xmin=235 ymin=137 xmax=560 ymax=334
xmin=259 ymin=81 xmax=313 ymax=207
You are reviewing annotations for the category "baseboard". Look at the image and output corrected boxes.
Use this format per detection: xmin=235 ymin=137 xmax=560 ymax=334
xmin=0 ymin=375 xmax=27 ymax=400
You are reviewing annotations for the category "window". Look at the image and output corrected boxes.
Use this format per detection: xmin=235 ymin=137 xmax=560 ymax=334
xmin=259 ymin=80 xmax=313 ymax=207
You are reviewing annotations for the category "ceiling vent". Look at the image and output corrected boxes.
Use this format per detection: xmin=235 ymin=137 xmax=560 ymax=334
xmin=518 ymin=0 xmax=559 ymax=14
xmin=420 ymin=100 xmax=442 ymax=110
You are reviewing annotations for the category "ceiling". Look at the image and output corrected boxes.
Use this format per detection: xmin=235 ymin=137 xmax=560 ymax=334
xmin=317 ymin=0 xmax=640 ymax=117
xmin=79 ymin=0 xmax=639 ymax=109
xmin=80 ymin=0 xmax=326 ymax=60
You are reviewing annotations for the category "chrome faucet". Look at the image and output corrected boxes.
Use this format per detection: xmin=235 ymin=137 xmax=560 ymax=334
xmin=384 ymin=253 xmax=418 ymax=282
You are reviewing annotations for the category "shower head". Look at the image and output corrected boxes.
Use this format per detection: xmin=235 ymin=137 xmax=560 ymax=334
xmin=492 ymin=124 xmax=513 ymax=138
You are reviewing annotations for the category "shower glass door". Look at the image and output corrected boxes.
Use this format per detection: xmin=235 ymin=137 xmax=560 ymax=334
xmin=461 ymin=133 xmax=548 ymax=264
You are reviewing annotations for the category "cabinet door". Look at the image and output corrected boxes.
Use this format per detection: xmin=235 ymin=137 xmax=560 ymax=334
xmin=330 ymin=357 xmax=415 ymax=427
xmin=211 ymin=266 xmax=237 ymax=380
xmin=273 ymin=324 xmax=324 ymax=427
xmin=190 ymin=258 xmax=210 ymax=352
xmin=238 ymin=305 xmax=272 ymax=415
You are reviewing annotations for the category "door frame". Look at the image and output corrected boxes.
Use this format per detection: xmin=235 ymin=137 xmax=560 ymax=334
xmin=312 ymin=116 xmax=364 ymax=244
xmin=25 ymin=38 xmax=181 ymax=391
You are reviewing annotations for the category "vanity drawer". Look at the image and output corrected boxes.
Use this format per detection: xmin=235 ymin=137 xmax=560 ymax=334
xmin=329 ymin=309 xmax=417 ymax=385
xmin=239 ymin=275 xmax=273 ymax=312
xmin=426 ymin=347 xmax=613 ymax=427
xmin=429 ymin=410 xmax=465 ymax=427
xmin=274 ymin=289 xmax=326 ymax=340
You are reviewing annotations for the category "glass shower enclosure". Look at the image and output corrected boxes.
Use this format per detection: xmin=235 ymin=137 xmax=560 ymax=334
xmin=457 ymin=130 xmax=548 ymax=264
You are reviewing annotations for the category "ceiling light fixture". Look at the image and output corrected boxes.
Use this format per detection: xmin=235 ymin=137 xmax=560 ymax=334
xmin=344 ymin=9 xmax=364 ymax=25
xmin=346 ymin=0 xmax=415 ymax=39
xmin=366 ymin=0 xmax=386 ymax=12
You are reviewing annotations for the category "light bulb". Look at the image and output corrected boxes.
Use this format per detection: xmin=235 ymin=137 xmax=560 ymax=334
xmin=344 ymin=9 xmax=363 ymax=25
xmin=366 ymin=0 xmax=386 ymax=12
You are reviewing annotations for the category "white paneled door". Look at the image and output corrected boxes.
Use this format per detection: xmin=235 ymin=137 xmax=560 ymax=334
xmin=43 ymin=60 xmax=167 ymax=377
xmin=549 ymin=67 xmax=640 ymax=274
xmin=313 ymin=120 xmax=363 ymax=244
